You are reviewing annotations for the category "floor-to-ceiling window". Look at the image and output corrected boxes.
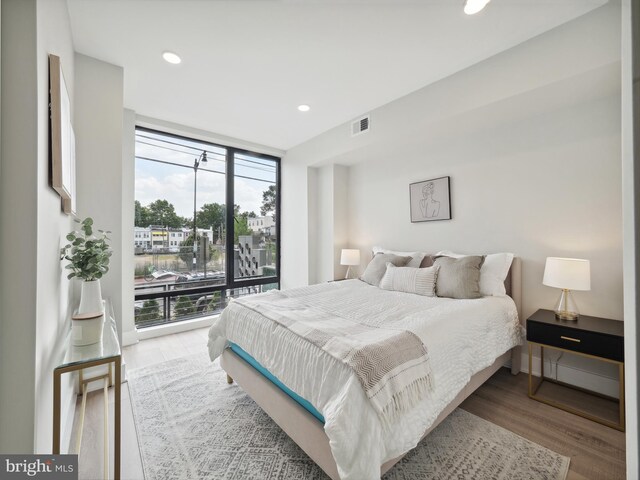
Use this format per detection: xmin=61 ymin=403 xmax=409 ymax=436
xmin=134 ymin=127 xmax=280 ymax=328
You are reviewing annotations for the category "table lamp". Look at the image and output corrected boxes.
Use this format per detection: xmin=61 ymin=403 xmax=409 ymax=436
xmin=340 ymin=249 xmax=361 ymax=280
xmin=542 ymin=257 xmax=591 ymax=320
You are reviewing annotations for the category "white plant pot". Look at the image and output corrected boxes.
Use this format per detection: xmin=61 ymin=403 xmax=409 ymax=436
xmin=78 ymin=279 xmax=103 ymax=315
xmin=71 ymin=313 xmax=104 ymax=346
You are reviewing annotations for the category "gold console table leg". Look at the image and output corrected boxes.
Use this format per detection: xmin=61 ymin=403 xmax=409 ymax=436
xmin=53 ymin=356 xmax=122 ymax=479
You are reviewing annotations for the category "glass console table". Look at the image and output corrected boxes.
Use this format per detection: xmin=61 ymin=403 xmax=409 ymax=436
xmin=53 ymin=300 xmax=121 ymax=480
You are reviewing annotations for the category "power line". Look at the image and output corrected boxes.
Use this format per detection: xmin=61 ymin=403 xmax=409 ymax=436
xmin=136 ymin=139 xmax=226 ymax=163
xmin=136 ymin=132 xmax=225 ymax=157
xmin=135 ymin=155 xmax=276 ymax=185
xmin=136 ymin=135 xmax=277 ymax=173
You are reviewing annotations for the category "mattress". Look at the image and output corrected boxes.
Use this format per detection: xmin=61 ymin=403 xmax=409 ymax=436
xmin=209 ymin=279 xmax=521 ymax=480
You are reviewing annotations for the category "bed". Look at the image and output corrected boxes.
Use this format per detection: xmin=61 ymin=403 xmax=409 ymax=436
xmin=208 ymin=258 xmax=522 ymax=480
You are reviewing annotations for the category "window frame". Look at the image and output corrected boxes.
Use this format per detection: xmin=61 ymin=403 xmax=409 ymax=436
xmin=133 ymin=126 xmax=281 ymax=307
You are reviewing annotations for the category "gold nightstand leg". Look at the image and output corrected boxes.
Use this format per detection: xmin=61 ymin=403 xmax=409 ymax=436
xmin=528 ymin=343 xmax=533 ymax=395
xmin=528 ymin=343 xmax=544 ymax=397
xmin=527 ymin=340 xmax=625 ymax=432
xmin=619 ymin=363 xmax=625 ymax=430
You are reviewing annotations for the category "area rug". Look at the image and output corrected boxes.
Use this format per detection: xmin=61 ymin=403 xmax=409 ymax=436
xmin=128 ymin=354 xmax=570 ymax=480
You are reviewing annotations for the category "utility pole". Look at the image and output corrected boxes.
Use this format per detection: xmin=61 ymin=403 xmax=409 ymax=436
xmin=192 ymin=150 xmax=207 ymax=274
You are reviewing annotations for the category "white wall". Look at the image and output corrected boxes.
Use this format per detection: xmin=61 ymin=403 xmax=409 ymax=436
xmin=0 ymin=0 xmax=39 ymax=453
xmin=621 ymin=0 xmax=639 ymax=475
xmin=121 ymin=109 xmax=137 ymax=346
xmin=282 ymin=2 xmax=623 ymax=396
xmin=333 ymin=165 xmax=349 ymax=278
xmin=281 ymin=161 xmax=311 ymax=288
xmin=308 ymin=164 xmax=350 ymax=283
xmin=0 ymin=0 xmax=76 ymax=453
xmin=33 ymin=0 xmax=77 ymax=454
xmin=347 ymin=91 xmax=622 ymax=321
xmin=74 ymin=54 xmax=124 ymax=344
xmin=283 ymin=4 xmax=622 ymax=293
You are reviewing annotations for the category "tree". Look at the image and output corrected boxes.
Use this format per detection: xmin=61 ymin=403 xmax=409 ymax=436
xmin=134 ymin=200 xmax=151 ymax=227
xmin=231 ymin=204 xmax=254 ymax=243
xmin=196 ymin=203 xmax=225 ymax=242
xmin=234 ymin=213 xmax=253 ymax=244
xmin=136 ymin=299 xmax=161 ymax=326
xmin=178 ymin=234 xmax=212 ymax=269
xmin=260 ymin=185 xmax=277 ymax=222
xmin=146 ymin=199 xmax=184 ymax=228
xmin=174 ymin=296 xmax=196 ymax=318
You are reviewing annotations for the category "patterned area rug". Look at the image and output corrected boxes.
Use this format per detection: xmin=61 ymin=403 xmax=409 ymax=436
xmin=128 ymin=354 xmax=570 ymax=480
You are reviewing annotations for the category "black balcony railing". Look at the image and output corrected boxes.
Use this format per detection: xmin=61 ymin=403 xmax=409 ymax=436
xmin=134 ymin=279 xmax=278 ymax=328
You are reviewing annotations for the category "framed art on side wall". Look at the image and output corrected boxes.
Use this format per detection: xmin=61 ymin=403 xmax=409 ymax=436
xmin=49 ymin=53 xmax=76 ymax=215
xmin=409 ymin=176 xmax=451 ymax=222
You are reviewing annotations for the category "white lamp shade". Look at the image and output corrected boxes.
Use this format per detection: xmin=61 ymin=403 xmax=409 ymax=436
xmin=543 ymin=257 xmax=591 ymax=291
xmin=340 ymin=249 xmax=360 ymax=266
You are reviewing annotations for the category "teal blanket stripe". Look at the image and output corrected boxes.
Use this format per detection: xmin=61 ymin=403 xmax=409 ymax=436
xmin=229 ymin=343 xmax=326 ymax=423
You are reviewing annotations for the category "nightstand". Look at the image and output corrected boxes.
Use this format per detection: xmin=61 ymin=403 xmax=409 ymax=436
xmin=527 ymin=309 xmax=624 ymax=431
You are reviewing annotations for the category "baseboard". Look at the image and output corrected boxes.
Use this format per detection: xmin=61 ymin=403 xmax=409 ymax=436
xmin=136 ymin=315 xmax=217 ymax=341
xmin=122 ymin=329 xmax=139 ymax=347
xmin=520 ymin=350 xmax=620 ymax=399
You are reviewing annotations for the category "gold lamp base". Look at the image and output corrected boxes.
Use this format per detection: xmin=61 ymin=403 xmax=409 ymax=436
xmin=555 ymin=310 xmax=579 ymax=321
xmin=554 ymin=288 xmax=579 ymax=321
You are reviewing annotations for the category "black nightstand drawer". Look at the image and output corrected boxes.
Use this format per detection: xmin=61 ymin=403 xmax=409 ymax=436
xmin=527 ymin=321 xmax=623 ymax=362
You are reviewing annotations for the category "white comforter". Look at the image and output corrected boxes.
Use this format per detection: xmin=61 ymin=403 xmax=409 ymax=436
xmin=208 ymin=280 xmax=522 ymax=480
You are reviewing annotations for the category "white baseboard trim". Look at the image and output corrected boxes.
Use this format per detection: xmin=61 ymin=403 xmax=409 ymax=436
xmin=122 ymin=329 xmax=139 ymax=347
xmin=520 ymin=351 xmax=620 ymax=399
xmin=136 ymin=315 xmax=218 ymax=341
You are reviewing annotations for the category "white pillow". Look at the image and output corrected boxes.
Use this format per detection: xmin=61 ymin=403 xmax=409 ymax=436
xmin=372 ymin=246 xmax=425 ymax=268
xmin=379 ymin=263 xmax=439 ymax=297
xmin=435 ymin=250 xmax=514 ymax=297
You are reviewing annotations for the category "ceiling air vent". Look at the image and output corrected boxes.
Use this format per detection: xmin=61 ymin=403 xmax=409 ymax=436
xmin=351 ymin=115 xmax=370 ymax=137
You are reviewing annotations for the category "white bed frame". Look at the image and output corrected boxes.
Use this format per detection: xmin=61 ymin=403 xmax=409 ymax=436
xmin=220 ymin=258 xmax=522 ymax=480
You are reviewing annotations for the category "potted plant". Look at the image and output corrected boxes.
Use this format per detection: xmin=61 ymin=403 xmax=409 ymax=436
xmin=60 ymin=218 xmax=112 ymax=345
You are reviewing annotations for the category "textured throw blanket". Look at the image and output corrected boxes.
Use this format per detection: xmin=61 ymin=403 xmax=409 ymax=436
xmin=233 ymin=289 xmax=433 ymax=425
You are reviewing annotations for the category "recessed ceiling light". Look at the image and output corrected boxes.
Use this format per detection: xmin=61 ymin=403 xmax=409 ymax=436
xmin=297 ymin=104 xmax=311 ymax=112
xmin=162 ymin=51 xmax=181 ymax=64
xmin=464 ymin=0 xmax=490 ymax=15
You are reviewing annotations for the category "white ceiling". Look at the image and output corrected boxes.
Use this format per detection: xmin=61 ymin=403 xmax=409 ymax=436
xmin=67 ymin=0 xmax=607 ymax=151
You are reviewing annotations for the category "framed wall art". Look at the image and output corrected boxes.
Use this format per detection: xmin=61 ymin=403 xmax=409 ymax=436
xmin=409 ymin=176 xmax=451 ymax=223
xmin=49 ymin=54 xmax=76 ymax=215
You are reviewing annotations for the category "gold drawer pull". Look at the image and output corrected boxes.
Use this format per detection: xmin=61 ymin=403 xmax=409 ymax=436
xmin=560 ymin=336 xmax=581 ymax=343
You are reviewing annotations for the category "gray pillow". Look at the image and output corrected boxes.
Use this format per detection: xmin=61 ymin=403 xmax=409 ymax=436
xmin=433 ymin=255 xmax=484 ymax=299
xmin=360 ymin=253 xmax=411 ymax=286
xmin=379 ymin=264 xmax=439 ymax=296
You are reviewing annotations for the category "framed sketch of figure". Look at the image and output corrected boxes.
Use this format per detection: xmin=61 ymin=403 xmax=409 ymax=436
xmin=409 ymin=176 xmax=451 ymax=222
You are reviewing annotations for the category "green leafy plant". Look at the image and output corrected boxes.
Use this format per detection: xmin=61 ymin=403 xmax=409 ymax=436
xmin=207 ymin=292 xmax=222 ymax=312
xmin=135 ymin=299 xmax=162 ymax=325
xmin=174 ymin=296 xmax=196 ymax=318
xmin=60 ymin=217 xmax=112 ymax=281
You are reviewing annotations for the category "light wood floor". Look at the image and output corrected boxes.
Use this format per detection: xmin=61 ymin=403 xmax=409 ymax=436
xmin=71 ymin=327 xmax=626 ymax=480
